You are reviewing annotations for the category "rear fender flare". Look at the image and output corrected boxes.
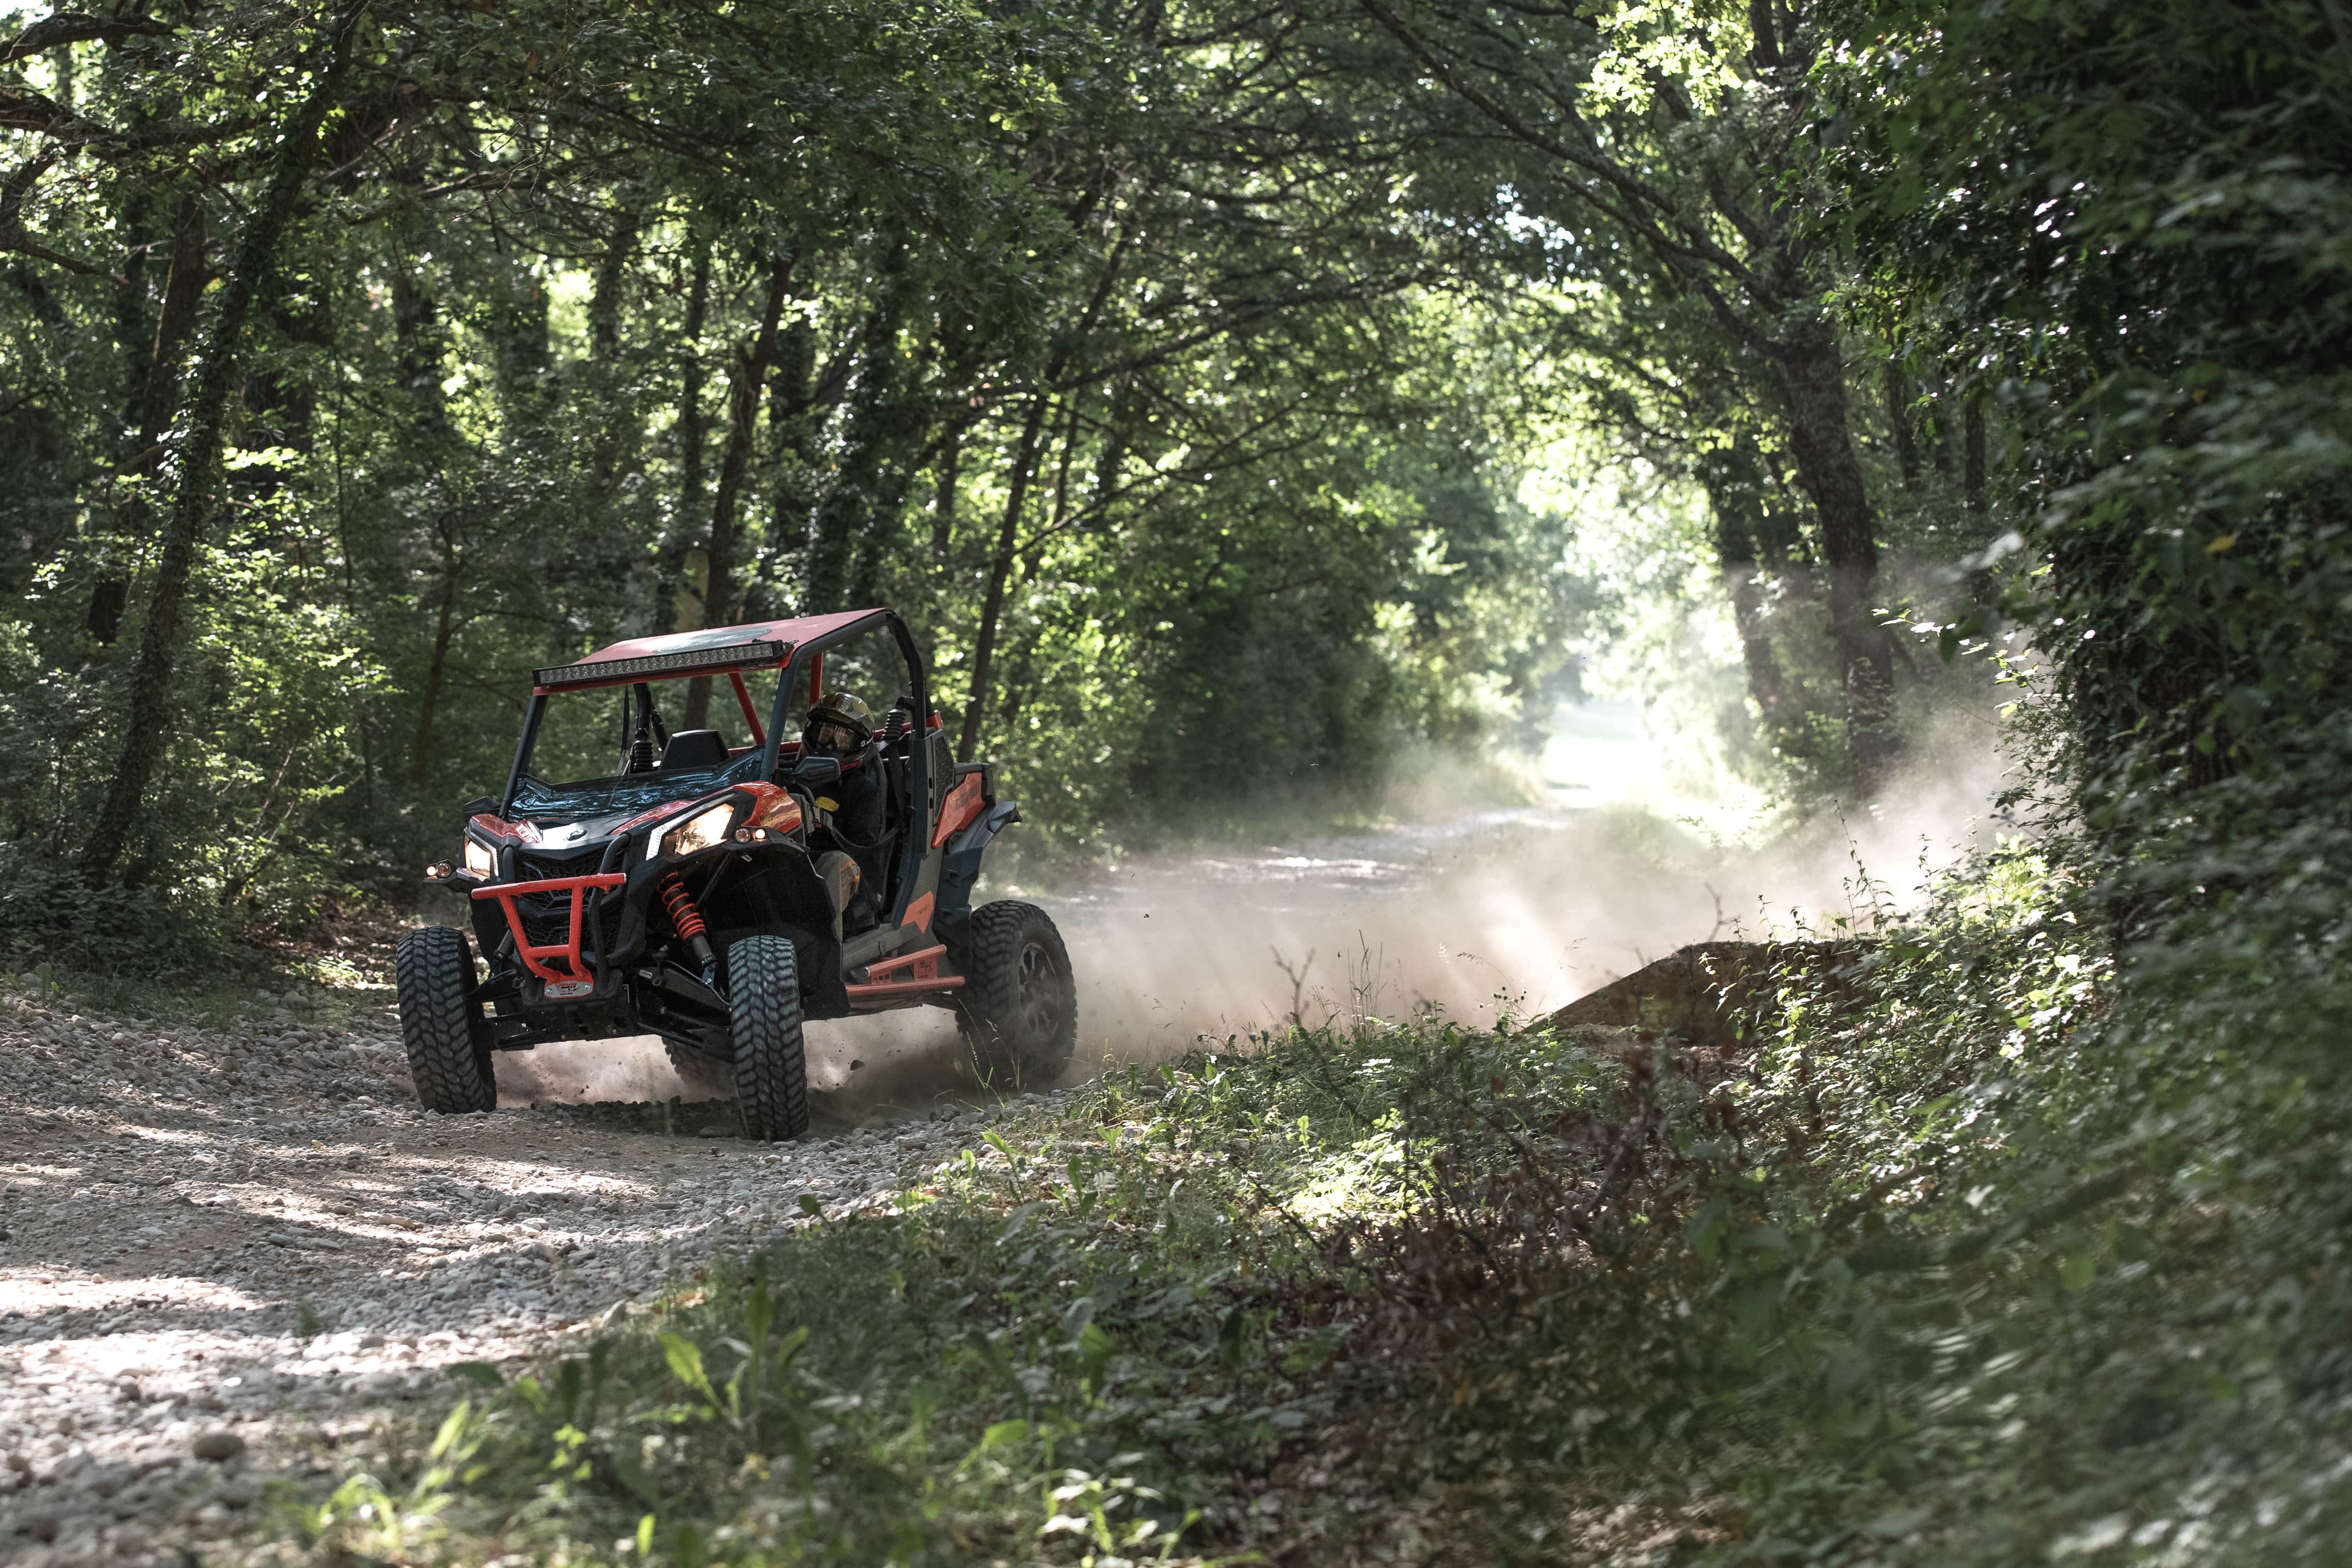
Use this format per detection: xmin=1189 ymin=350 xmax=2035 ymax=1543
xmin=937 ymin=799 xmax=1020 ymax=921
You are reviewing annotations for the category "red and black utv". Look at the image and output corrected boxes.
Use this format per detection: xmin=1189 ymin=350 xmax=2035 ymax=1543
xmin=394 ymin=608 xmax=1077 ymax=1140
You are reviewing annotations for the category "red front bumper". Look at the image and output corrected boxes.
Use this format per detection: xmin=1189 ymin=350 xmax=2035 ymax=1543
xmin=471 ymin=873 xmax=627 ymax=996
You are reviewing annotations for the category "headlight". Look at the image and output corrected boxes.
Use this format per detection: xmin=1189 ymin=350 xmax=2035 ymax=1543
xmin=461 ymin=837 xmax=496 ymax=880
xmin=658 ymin=802 xmax=736 ymax=860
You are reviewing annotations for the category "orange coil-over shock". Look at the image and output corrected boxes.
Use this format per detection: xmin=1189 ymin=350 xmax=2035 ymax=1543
xmin=656 ymin=872 xmax=717 ymax=983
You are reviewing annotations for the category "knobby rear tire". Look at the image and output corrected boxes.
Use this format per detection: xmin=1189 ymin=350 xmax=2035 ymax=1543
xmin=396 ymin=926 xmax=496 ymax=1113
xmin=664 ymin=1040 xmax=737 ymax=1101
xmin=952 ymin=900 xmax=1078 ymax=1090
xmin=728 ymin=935 xmax=811 ymax=1141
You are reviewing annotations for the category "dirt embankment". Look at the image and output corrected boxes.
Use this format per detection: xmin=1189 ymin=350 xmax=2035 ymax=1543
xmin=1542 ymin=940 xmax=1875 ymax=1044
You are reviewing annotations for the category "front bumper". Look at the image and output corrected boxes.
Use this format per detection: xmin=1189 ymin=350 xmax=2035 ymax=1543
xmin=471 ymin=872 xmax=627 ymax=1000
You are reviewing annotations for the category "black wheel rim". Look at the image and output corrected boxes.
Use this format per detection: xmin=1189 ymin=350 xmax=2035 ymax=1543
xmin=1014 ymin=940 xmax=1068 ymax=1042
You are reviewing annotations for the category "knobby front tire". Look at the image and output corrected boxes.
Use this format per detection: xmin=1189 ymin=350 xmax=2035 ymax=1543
xmin=396 ymin=926 xmax=496 ymax=1113
xmin=728 ymin=935 xmax=811 ymax=1141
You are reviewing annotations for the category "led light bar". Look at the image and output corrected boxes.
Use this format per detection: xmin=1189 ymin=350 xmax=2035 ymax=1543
xmin=535 ymin=639 xmax=786 ymax=689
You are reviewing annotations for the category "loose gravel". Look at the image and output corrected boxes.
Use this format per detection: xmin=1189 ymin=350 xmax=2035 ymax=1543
xmin=0 ymin=981 xmax=1065 ymax=1566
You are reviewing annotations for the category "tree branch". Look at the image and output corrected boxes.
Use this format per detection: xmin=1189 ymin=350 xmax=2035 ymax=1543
xmin=0 ymin=11 xmax=172 ymax=68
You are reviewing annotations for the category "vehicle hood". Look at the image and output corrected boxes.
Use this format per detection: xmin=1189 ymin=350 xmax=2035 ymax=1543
xmin=507 ymin=759 xmax=763 ymax=836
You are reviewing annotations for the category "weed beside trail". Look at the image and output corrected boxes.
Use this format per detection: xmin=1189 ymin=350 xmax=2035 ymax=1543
xmin=280 ymin=836 xmax=2352 ymax=1566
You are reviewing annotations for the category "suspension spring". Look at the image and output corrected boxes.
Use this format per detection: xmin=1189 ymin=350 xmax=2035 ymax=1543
xmin=656 ymin=872 xmax=706 ymax=941
xmin=657 ymin=872 xmax=716 ymax=975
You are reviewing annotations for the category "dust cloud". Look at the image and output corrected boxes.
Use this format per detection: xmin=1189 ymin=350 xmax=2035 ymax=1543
xmin=493 ymin=1014 xmax=968 ymax=1117
xmin=492 ymin=700 xmax=2020 ymax=1105
xmin=1036 ymin=700 xmax=2020 ymax=1068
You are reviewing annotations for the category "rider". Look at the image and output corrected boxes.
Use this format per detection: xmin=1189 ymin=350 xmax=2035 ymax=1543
xmin=801 ymin=691 xmax=892 ymax=928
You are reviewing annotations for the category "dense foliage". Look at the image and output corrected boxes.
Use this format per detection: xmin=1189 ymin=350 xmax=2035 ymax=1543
xmin=0 ymin=0 xmax=1579 ymax=919
xmin=9 ymin=1 xmax=2352 ymax=1559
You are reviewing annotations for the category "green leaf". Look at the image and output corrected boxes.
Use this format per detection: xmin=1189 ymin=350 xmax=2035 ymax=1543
xmin=1218 ymin=1303 xmax=1249 ymax=1366
xmin=1078 ymin=1320 xmax=1114 ymax=1392
xmin=1688 ymin=1197 xmax=1730 ymax=1265
xmin=446 ymin=1361 xmax=503 ymax=1390
xmin=1865 ymin=1506 xmax=1930 ymax=1538
xmin=429 ymin=1399 xmax=473 ymax=1461
xmin=661 ymin=1332 xmax=719 ymax=1407
xmin=1280 ymin=1338 xmax=1336 ymax=1377
xmin=2060 ymin=1253 xmax=2097 ymax=1294
xmin=743 ymin=1278 xmax=775 ymax=1346
xmin=614 ymin=1453 xmax=663 ymax=1512
xmin=554 ymin=1360 xmax=585 ymax=1426
xmin=971 ymin=1330 xmax=1025 ymax=1400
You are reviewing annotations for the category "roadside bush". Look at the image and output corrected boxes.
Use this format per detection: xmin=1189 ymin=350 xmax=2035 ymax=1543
xmin=0 ymin=856 xmax=245 ymax=978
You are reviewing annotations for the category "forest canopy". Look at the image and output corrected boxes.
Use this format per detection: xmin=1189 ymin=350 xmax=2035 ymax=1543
xmin=0 ymin=0 xmax=1578 ymax=924
xmin=0 ymin=0 xmax=2340 ymax=945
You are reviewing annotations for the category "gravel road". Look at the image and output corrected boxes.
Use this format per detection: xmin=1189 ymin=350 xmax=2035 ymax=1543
xmin=0 ymin=980 xmax=1058 ymax=1566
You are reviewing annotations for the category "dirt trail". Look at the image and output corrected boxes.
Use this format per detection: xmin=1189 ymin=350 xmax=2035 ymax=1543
xmin=0 ymin=988 xmax=1054 ymax=1565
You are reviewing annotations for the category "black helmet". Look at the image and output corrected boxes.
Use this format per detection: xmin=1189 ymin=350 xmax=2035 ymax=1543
xmin=805 ymin=691 xmax=875 ymax=757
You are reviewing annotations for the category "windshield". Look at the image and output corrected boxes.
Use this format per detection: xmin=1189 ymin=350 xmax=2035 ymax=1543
xmin=510 ymin=750 xmax=766 ymax=821
xmin=507 ymin=665 xmax=783 ymax=821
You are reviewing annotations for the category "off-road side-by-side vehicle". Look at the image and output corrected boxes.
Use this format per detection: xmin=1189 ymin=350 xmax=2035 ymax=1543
xmin=394 ymin=608 xmax=1078 ymax=1139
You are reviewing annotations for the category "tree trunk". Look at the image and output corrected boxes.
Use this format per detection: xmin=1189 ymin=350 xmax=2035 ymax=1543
xmin=92 ymin=187 xmax=208 ymax=643
xmin=1961 ymin=394 xmax=1997 ymax=606
xmin=1776 ymin=323 xmax=1897 ymax=787
xmin=703 ymin=253 xmax=792 ymax=631
xmin=139 ymin=190 xmax=210 ymax=453
xmin=411 ymin=523 xmax=460 ymax=786
xmin=930 ymin=424 xmax=959 ymax=560
xmin=958 ymin=395 xmax=1053 ymax=758
xmin=998 ymin=619 xmax=1043 ymax=732
xmin=684 ymin=254 xmax=790 ymax=729
xmin=806 ymin=237 xmax=914 ymax=613
xmin=1724 ymin=564 xmax=1785 ymax=718
xmin=1963 ymin=395 xmax=1987 ymax=514
xmin=1704 ymin=438 xmax=1791 ymax=721
xmin=757 ymin=311 xmax=818 ymax=611
xmin=1883 ymin=359 xmax=1920 ymax=491
xmin=111 ymin=187 xmax=154 ymax=430
xmin=588 ymin=201 xmax=640 ymax=359
xmin=485 ymin=260 xmax=552 ymax=430
xmin=78 ymin=0 xmax=372 ymax=884
xmin=246 ymin=284 xmax=332 ymax=456
xmin=585 ymin=198 xmax=641 ymax=495
xmin=389 ymin=203 xmax=447 ymax=430
xmin=660 ymin=233 xmax=716 ymax=636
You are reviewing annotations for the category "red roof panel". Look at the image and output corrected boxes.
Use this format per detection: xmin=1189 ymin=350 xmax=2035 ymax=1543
xmin=531 ymin=609 xmax=890 ymax=692
xmin=574 ymin=609 xmax=883 ymax=667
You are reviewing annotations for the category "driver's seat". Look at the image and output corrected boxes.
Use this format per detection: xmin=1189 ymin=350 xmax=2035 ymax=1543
xmin=658 ymin=729 xmax=729 ymax=771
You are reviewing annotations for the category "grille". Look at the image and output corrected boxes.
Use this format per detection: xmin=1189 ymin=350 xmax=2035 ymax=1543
xmin=516 ymin=848 xmax=604 ymax=881
xmin=511 ymin=849 xmax=609 ymax=952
